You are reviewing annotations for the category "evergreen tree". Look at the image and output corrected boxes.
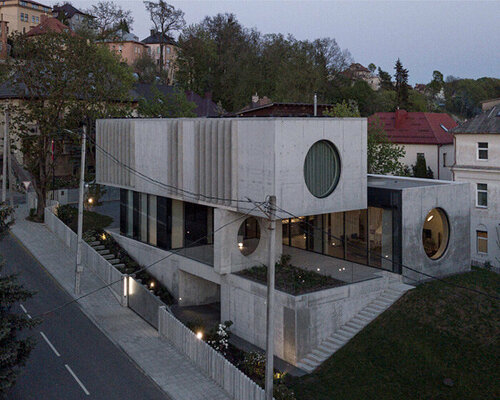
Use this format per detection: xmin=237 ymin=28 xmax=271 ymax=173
xmin=378 ymin=67 xmax=393 ymax=90
xmin=412 ymin=153 xmax=429 ymax=178
xmin=394 ymin=59 xmax=410 ymax=109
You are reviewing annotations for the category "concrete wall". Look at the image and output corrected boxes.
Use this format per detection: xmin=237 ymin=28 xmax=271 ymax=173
xmin=214 ymin=208 xmax=282 ymax=275
xmin=110 ymin=231 xmax=221 ymax=306
xmin=221 ymin=272 xmax=398 ymax=365
xmin=401 ymin=181 xmax=471 ymax=282
xmin=96 ymin=118 xmax=367 ymax=219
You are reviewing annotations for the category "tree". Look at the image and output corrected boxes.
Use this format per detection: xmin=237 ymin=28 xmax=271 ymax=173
xmin=133 ymin=52 xmax=160 ymax=84
xmin=428 ymin=70 xmax=444 ymax=95
xmin=138 ymin=86 xmax=196 ymax=117
xmin=144 ymin=0 xmax=185 ymax=73
xmin=87 ymin=1 xmax=134 ymax=40
xmin=411 ymin=153 xmax=433 ymax=178
xmin=10 ymin=31 xmax=134 ymax=220
xmin=0 ymin=204 xmax=38 ymax=395
xmin=378 ymin=67 xmax=393 ymax=91
xmin=394 ymin=59 xmax=410 ymax=109
xmin=324 ymin=100 xmax=360 ymax=117
xmin=368 ymin=63 xmax=376 ymax=73
xmin=368 ymin=117 xmax=406 ymax=175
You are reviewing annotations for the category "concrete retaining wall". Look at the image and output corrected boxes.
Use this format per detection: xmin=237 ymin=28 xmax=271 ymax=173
xmin=44 ymin=205 xmax=126 ymax=304
xmin=158 ymin=306 xmax=267 ymax=400
xmin=222 ymin=272 xmax=398 ymax=365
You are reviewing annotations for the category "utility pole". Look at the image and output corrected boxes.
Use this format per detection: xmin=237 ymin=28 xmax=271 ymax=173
xmin=265 ymin=195 xmax=276 ymax=400
xmin=75 ymin=125 xmax=86 ymax=295
xmin=7 ymin=113 xmax=13 ymax=207
xmin=2 ymin=110 xmax=8 ymax=203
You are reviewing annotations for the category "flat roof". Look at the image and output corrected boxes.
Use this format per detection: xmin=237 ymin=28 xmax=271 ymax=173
xmin=367 ymin=174 xmax=453 ymax=190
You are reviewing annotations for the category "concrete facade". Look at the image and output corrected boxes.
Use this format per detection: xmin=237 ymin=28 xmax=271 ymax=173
xmin=96 ymin=118 xmax=367 ymax=218
xmin=221 ymin=271 xmax=400 ymax=365
xmin=453 ymin=133 xmax=500 ymax=269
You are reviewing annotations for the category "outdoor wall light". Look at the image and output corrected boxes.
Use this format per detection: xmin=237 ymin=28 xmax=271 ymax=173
xmin=101 ymin=233 xmax=106 ymax=241
xmin=317 ymin=268 xmax=320 ymax=272
xmin=88 ymin=197 xmax=94 ymax=204
xmin=427 ymin=215 xmax=434 ymax=222
xmin=196 ymin=331 xmax=203 ymax=340
xmin=238 ymin=242 xmax=244 ymax=249
xmin=149 ymin=281 xmax=155 ymax=289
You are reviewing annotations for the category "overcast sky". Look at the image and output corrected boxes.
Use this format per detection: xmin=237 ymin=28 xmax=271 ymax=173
xmin=49 ymin=0 xmax=500 ymax=85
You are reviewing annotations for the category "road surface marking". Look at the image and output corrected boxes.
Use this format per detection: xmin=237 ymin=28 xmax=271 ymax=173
xmin=65 ymin=364 xmax=90 ymax=396
xmin=26 ymin=313 xmax=32 ymax=319
xmin=20 ymin=304 xmax=28 ymax=313
xmin=39 ymin=332 xmax=60 ymax=357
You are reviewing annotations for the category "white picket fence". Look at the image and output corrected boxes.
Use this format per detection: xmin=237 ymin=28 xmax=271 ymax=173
xmin=158 ymin=307 xmax=267 ymax=400
xmin=44 ymin=205 xmax=268 ymax=400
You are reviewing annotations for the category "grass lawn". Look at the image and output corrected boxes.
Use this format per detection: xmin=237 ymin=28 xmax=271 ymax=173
xmin=289 ymin=268 xmax=499 ymax=400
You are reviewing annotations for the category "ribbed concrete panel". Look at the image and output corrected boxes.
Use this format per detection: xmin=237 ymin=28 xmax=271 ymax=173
xmin=96 ymin=119 xmax=135 ymax=189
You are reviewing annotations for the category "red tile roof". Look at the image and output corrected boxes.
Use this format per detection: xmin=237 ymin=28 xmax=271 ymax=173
xmin=368 ymin=110 xmax=457 ymax=145
xmin=26 ymin=17 xmax=74 ymax=37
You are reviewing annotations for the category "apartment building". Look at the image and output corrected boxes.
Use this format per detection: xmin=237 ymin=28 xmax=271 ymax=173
xmin=452 ymin=104 xmax=500 ymax=269
xmin=0 ymin=0 xmax=51 ymax=34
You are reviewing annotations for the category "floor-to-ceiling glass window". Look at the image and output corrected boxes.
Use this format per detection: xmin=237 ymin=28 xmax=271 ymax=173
xmin=126 ymin=190 xmax=133 ymax=237
xmin=139 ymin=193 xmax=148 ymax=242
xmin=156 ymin=196 xmax=171 ymax=250
xmin=325 ymin=212 xmax=344 ymax=258
xmin=368 ymin=207 xmax=393 ymax=270
xmin=148 ymin=195 xmax=157 ymax=246
xmin=120 ymin=189 xmax=127 ymax=236
xmin=290 ymin=217 xmax=307 ymax=249
xmin=171 ymin=199 xmax=184 ymax=249
xmin=345 ymin=209 xmax=368 ymax=264
xmin=307 ymin=215 xmax=324 ymax=253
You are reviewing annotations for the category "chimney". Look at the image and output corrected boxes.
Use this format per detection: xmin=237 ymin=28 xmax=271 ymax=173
xmin=0 ymin=20 xmax=8 ymax=60
xmin=395 ymin=109 xmax=408 ymax=129
xmin=150 ymin=29 xmax=156 ymax=36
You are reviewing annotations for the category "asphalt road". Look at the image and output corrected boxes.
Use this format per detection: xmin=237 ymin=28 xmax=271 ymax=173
xmin=1 ymin=234 xmax=170 ymax=400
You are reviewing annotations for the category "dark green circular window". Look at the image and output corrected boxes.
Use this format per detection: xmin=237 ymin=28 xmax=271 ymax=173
xmin=304 ymin=140 xmax=341 ymax=198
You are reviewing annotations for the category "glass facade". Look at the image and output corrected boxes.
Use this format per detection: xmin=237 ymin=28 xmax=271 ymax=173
xmin=120 ymin=189 xmax=214 ymax=265
xmin=282 ymin=205 xmax=402 ymax=274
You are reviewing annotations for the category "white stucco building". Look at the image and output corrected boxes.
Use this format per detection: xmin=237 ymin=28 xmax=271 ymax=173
xmin=369 ymin=110 xmax=458 ymax=180
xmin=452 ymin=105 xmax=500 ymax=269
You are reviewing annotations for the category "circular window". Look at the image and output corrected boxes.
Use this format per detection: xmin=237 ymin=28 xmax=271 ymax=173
xmin=304 ymin=140 xmax=341 ymax=198
xmin=422 ymin=208 xmax=450 ymax=260
xmin=237 ymin=217 xmax=260 ymax=256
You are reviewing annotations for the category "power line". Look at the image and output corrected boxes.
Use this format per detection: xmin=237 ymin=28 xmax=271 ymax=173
xmin=31 ymin=203 xmax=261 ymax=319
xmin=262 ymin=201 xmax=499 ymax=301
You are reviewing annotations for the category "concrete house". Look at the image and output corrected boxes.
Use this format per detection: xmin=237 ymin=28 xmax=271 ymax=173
xmin=0 ymin=0 xmax=51 ymax=35
xmin=369 ymin=109 xmax=458 ymax=180
xmin=452 ymin=104 xmax=500 ymax=269
xmin=95 ymin=117 xmax=470 ymax=371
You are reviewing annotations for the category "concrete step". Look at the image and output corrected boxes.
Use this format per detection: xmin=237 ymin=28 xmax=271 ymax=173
xmin=98 ymin=250 xmax=111 ymax=255
xmin=103 ymin=254 xmax=115 ymax=260
xmin=318 ymin=342 xmax=338 ymax=353
xmin=296 ymin=362 xmax=315 ymax=373
xmin=308 ymin=352 xmax=327 ymax=363
xmin=312 ymin=349 xmax=331 ymax=359
xmin=109 ymin=259 xmax=120 ymax=265
xmin=345 ymin=321 xmax=365 ymax=330
xmin=372 ymin=300 xmax=392 ymax=308
xmin=89 ymin=241 xmax=100 ymax=246
xmin=113 ymin=263 xmax=125 ymax=269
xmin=333 ymin=330 xmax=354 ymax=341
xmin=341 ymin=325 xmax=358 ymax=335
xmin=93 ymin=245 xmax=106 ymax=251
xmin=325 ymin=337 xmax=344 ymax=347
xmin=365 ymin=304 xmax=385 ymax=312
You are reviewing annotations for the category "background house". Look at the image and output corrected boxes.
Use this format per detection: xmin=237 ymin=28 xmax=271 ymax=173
xmin=52 ymin=3 xmax=92 ymax=31
xmin=343 ymin=63 xmax=381 ymax=90
xmin=452 ymin=104 xmax=500 ymax=269
xmin=369 ymin=109 xmax=457 ymax=180
xmin=0 ymin=0 xmax=51 ymax=35
xmin=102 ymin=30 xmax=148 ymax=66
xmin=141 ymin=30 xmax=177 ymax=84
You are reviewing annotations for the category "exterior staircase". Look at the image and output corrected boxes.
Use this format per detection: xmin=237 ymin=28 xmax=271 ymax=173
xmin=297 ymin=282 xmax=414 ymax=373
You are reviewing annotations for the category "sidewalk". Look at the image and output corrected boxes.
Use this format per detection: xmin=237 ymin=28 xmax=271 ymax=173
xmin=11 ymin=205 xmax=231 ymax=400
